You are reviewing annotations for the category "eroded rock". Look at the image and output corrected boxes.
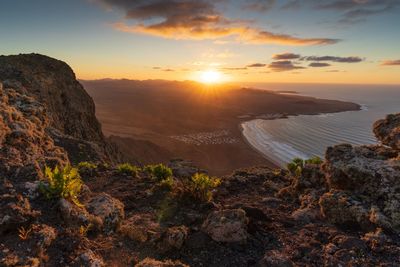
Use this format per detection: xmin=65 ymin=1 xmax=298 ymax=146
xmin=373 ymin=113 xmax=400 ymax=150
xmin=86 ymin=193 xmax=125 ymax=233
xmin=202 ymin=209 xmax=248 ymax=243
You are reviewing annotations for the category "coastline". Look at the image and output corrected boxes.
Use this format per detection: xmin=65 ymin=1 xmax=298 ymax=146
xmin=238 ymin=123 xmax=281 ymax=169
xmin=239 ymin=107 xmax=378 ymax=168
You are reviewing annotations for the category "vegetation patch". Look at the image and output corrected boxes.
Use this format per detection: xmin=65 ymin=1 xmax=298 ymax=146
xmin=144 ymin=164 xmax=173 ymax=181
xmin=287 ymin=156 xmax=323 ymax=176
xmin=116 ymin=163 xmax=140 ymax=177
xmin=77 ymin=161 xmax=98 ymax=176
xmin=176 ymin=173 xmax=221 ymax=202
xmin=39 ymin=166 xmax=83 ymax=206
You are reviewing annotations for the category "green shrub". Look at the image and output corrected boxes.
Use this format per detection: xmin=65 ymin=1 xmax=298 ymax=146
xmin=287 ymin=156 xmax=323 ymax=176
xmin=77 ymin=161 xmax=97 ymax=176
xmin=78 ymin=161 xmax=97 ymax=170
xmin=158 ymin=176 xmax=175 ymax=190
xmin=180 ymin=173 xmax=221 ymax=202
xmin=287 ymin=157 xmax=304 ymax=177
xmin=145 ymin=164 xmax=173 ymax=181
xmin=116 ymin=163 xmax=139 ymax=177
xmin=39 ymin=166 xmax=83 ymax=206
xmin=305 ymin=156 xmax=323 ymax=165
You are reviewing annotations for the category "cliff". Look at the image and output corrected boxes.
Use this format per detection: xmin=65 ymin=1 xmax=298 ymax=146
xmin=0 ymin=54 xmax=123 ymax=164
xmin=0 ymin=54 xmax=399 ymax=266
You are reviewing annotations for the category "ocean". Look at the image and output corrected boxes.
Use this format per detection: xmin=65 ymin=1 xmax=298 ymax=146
xmin=240 ymin=83 xmax=400 ymax=167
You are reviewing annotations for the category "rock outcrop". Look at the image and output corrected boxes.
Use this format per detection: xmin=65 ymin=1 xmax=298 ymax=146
xmin=321 ymin=143 xmax=400 ymax=231
xmin=202 ymin=209 xmax=249 ymax=243
xmin=0 ymin=54 xmax=124 ymax=164
xmin=0 ymin=81 xmax=68 ymax=180
xmin=374 ymin=113 xmax=400 ymax=150
xmin=0 ymin=54 xmax=102 ymax=142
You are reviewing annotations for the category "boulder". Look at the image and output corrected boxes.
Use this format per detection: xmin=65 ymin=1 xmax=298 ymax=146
xmin=86 ymin=193 xmax=125 ymax=233
xmin=202 ymin=209 xmax=248 ymax=243
xmin=158 ymin=226 xmax=189 ymax=252
xmin=373 ymin=113 xmax=400 ymax=150
xmin=119 ymin=214 xmax=162 ymax=243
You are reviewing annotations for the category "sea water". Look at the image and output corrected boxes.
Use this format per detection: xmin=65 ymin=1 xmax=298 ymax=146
xmin=241 ymin=83 xmax=400 ymax=167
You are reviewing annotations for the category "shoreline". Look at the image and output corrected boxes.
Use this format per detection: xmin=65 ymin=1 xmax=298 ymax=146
xmin=238 ymin=123 xmax=281 ymax=169
xmin=238 ymin=108 xmax=366 ymax=168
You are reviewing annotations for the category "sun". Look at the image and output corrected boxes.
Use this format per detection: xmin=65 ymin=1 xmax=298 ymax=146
xmin=200 ymin=70 xmax=221 ymax=84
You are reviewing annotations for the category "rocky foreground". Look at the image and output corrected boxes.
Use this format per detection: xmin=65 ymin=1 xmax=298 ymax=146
xmin=1 ymin=54 xmax=400 ymax=266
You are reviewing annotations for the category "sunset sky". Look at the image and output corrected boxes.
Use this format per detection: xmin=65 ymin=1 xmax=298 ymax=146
xmin=1 ymin=0 xmax=399 ymax=84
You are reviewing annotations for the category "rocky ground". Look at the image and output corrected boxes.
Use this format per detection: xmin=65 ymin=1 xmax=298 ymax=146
xmin=1 ymin=54 xmax=400 ymax=266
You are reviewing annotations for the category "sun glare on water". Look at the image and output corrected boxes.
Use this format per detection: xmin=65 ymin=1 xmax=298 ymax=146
xmin=200 ymin=70 xmax=222 ymax=84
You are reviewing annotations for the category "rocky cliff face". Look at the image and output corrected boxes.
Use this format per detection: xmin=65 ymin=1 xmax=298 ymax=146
xmin=0 ymin=54 xmax=124 ymax=164
xmin=0 ymin=54 xmax=102 ymax=142
xmin=0 ymin=82 xmax=68 ymax=180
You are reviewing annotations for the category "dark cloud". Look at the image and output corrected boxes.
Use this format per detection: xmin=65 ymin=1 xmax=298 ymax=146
xmin=381 ymin=60 xmax=400 ymax=66
xmin=303 ymin=56 xmax=363 ymax=63
xmin=221 ymin=67 xmax=248 ymax=71
xmin=268 ymin=60 xmax=305 ymax=72
xmin=282 ymin=0 xmax=399 ymax=24
xmin=94 ymin=0 xmax=339 ymax=45
xmin=273 ymin=52 xmax=301 ymax=60
xmin=309 ymin=62 xmax=331 ymax=67
xmin=244 ymin=0 xmax=275 ymax=12
xmin=246 ymin=63 xmax=266 ymax=67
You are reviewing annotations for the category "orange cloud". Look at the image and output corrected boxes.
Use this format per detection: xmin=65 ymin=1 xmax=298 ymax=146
xmin=114 ymin=22 xmax=338 ymax=46
xmin=381 ymin=60 xmax=400 ymax=66
xmin=97 ymin=0 xmax=338 ymax=46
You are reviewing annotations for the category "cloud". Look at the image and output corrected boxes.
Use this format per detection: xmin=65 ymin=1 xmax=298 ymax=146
xmin=283 ymin=0 xmax=400 ymax=24
xmin=220 ymin=67 xmax=248 ymax=71
xmin=303 ymin=56 xmax=363 ymax=63
xmin=95 ymin=0 xmax=339 ymax=46
xmin=309 ymin=62 xmax=331 ymax=67
xmin=244 ymin=0 xmax=276 ymax=12
xmin=246 ymin=63 xmax=266 ymax=67
xmin=273 ymin=52 xmax=301 ymax=60
xmin=153 ymin=66 xmax=175 ymax=71
xmin=381 ymin=60 xmax=400 ymax=66
xmin=268 ymin=60 xmax=305 ymax=72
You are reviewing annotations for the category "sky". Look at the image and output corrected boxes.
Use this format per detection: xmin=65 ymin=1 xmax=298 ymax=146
xmin=0 ymin=0 xmax=399 ymax=84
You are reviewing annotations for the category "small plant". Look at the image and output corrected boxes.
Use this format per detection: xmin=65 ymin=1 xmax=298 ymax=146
xmin=180 ymin=173 xmax=221 ymax=202
xmin=78 ymin=161 xmax=97 ymax=170
xmin=39 ymin=166 xmax=83 ymax=206
xmin=287 ymin=157 xmax=304 ymax=177
xmin=287 ymin=156 xmax=323 ymax=177
xmin=18 ymin=226 xmax=32 ymax=240
xmin=116 ymin=163 xmax=140 ymax=177
xmin=305 ymin=156 xmax=323 ymax=165
xmin=158 ymin=176 xmax=175 ymax=190
xmin=145 ymin=164 xmax=173 ymax=181
xmin=77 ymin=161 xmax=97 ymax=176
